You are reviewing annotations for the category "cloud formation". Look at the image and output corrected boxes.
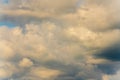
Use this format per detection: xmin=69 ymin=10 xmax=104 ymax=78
xmin=0 ymin=0 xmax=120 ymax=80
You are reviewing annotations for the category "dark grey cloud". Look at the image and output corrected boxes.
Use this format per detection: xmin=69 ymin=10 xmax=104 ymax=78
xmin=43 ymin=60 xmax=102 ymax=80
xmin=94 ymin=43 xmax=120 ymax=76
xmin=95 ymin=43 xmax=120 ymax=61
xmin=97 ymin=63 xmax=119 ymax=75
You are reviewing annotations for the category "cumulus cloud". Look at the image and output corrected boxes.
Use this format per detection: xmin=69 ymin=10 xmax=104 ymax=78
xmin=0 ymin=22 xmax=119 ymax=80
xmin=0 ymin=62 xmax=17 ymax=79
xmin=19 ymin=58 xmax=33 ymax=68
xmin=0 ymin=0 xmax=120 ymax=80
xmin=65 ymin=27 xmax=120 ymax=49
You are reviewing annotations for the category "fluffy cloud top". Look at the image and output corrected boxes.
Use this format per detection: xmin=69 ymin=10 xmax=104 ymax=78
xmin=19 ymin=58 xmax=33 ymax=68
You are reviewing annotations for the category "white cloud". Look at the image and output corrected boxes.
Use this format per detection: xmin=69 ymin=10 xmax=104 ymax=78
xmin=0 ymin=20 xmax=120 ymax=79
xmin=30 ymin=67 xmax=62 ymax=79
xmin=19 ymin=58 xmax=33 ymax=68
xmin=65 ymin=27 xmax=120 ymax=49
xmin=0 ymin=0 xmax=120 ymax=80
xmin=0 ymin=62 xmax=17 ymax=79
xmin=102 ymin=75 xmax=109 ymax=80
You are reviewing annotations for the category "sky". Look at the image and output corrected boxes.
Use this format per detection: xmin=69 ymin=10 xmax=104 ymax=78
xmin=0 ymin=0 xmax=120 ymax=80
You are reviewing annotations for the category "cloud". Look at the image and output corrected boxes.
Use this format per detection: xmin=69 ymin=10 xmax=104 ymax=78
xmin=97 ymin=63 xmax=119 ymax=75
xmin=0 ymin=0 xmax=120 ymax=31
xmin=0 ymin=41 xmax=14 ymax=60
xmin=7 ymin=0 xmax=79 ymax=12
xmin=0 ymin=0 xmax=79 ymax=17
xmin=109 ymin=70 xmax=120 ymax=80
xmin=19 ymin=58 xmax=33 ymax=68
xmin=0 ymin=0 xmax=120 ymax=80
xmin=0 ymin=21 xmax=120 ymax=80
xmin=102 ymin=75 xmax=110 ymax=80
xmin=0 ymin=27 xmax=15 ymax=60
xmin=0 ymin=62 xmax=17 ymax=79
xmin=65 ymin=26 xmax=120 ymax=49
xmin=29 ymin=67 xmax=62 ymax=79
xmin=95 ymin=43 xmax=120 ymax=61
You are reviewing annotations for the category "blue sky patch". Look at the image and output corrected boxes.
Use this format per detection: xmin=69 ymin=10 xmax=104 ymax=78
xmin=1 ymin=0 xmax=9 ymax=4
xmin=0 ymin=22 xmax=15 ymax=28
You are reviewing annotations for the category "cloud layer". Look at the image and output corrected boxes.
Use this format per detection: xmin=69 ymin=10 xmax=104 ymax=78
xmin=0 ymin=0 xmax=120 ymax=80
